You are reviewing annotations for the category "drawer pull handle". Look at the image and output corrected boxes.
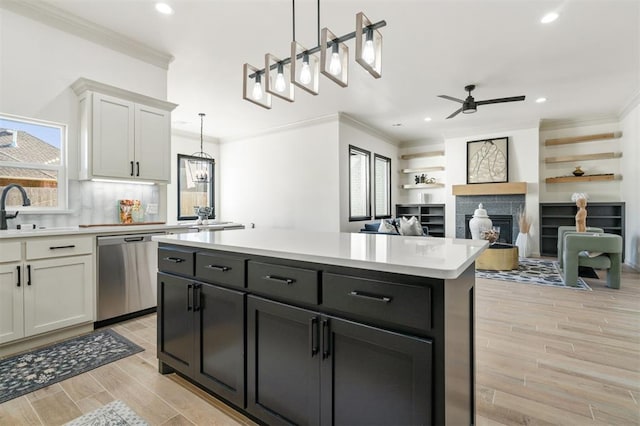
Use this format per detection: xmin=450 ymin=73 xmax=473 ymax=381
xmin=206 ymin=265 xmax=230 ymax=272
xmin=49 ymin=245 xmax=75 ymax=250
xmin=124 ymin=237 xmax=144 ymax=242
xmin=27 ymin=264 xmax=31 ymax=286
xmin=310 ymin=317 xmax=319 ymax=356
xmin=16 ymin=265 xmax=21 ymax=287
xmin=348 ymin=290 xmax=392 ymax=303
xmin=164 ymin=257 xmax=185 ymax=263
xmin=263 ymin=275 xmax=295 ymax=285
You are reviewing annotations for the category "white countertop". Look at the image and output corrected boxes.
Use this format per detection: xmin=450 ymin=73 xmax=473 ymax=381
xmin=154 ymin=228 xmax=489 ymax=279
xmin=0 ymin=222 xmax=244 ymax=239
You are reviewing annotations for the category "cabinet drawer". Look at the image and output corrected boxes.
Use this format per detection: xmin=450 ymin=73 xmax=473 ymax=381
xmin=323 ymin=273 xmax=432 ymax=331
xmin=26 ymin=236 xmax=93 ymax=260
xmin=158 ymin=247 xmax=195 ymax=277
xmin=195 ymin=252 xmax=246 ymax=289
xmin=0 ymin=241 xmax=22 ymax=262
xmin=247 ymin=261 xmax=319 ymax=305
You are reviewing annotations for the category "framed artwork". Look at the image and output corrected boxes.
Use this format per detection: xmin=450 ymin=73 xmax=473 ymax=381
xmin=466 ymin=137 xmax=509 ymax=184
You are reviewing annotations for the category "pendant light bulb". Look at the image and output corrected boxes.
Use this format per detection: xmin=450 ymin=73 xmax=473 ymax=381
xmin=300 ymin=53 xmax=312 ymax=84
xmin=252 ymin=73 xmax=263 ymax=100
xmin=329 ymin=43 xmax=342 ymax=76
xmin=275 ymin=63 xmax=286 ymax=92
xmin=362 ymin=28 xmax=375 ymax=65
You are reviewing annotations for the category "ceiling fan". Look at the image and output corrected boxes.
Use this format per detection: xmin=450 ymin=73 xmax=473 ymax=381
xmin=438 ymin=85 xmax=525 ymax=119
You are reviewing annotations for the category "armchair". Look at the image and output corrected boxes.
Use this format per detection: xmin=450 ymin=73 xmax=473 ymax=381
xmin=562 ymin=233 xmax=622 ymax=289
xmin=557 ymin=226 xmax=603 ymax=269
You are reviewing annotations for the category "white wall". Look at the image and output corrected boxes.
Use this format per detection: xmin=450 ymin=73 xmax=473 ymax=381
xmin=338 ymin=116 xmax=400 ymax=232
xmin=220 ymin=117 xmax=340 ymax=231
xmin=168 ymin=131 xmax=220 ymax=223
xmin=0 ymin=9 xmax=170 ymax=225
xmin=443 ymin=128 xmax=540 ymax=252
xmin=539 ymin=121 xmax=622 ymax=202
xmin=620 ymin=104 xmax=640 ymax=269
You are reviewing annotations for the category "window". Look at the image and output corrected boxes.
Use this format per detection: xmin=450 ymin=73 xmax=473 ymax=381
xmin=374 ymin=154 xmax=391 ymax=218
xmin=0 ymin=114 xmax=67 ymax=211
xmin=177 ymin=154 xmax=215 ymax=220
xmin=349 ymin=145 xmax=370 ymax=221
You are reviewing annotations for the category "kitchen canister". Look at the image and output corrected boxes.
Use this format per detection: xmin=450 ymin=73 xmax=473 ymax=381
xmin=469 ymin=203 xmax=492 ymax=240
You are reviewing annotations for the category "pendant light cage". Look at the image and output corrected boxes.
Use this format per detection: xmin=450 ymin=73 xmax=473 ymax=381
xmin=189 ymin=113 xmax=214 ymax=184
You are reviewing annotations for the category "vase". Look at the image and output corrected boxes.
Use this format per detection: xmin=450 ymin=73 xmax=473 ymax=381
xmin=515 ymin=232 xmax=533 ymax=257
xmin=469 ymin=203 xmax=492 ymax=240
xmin=573 ymin=166 xmax=584 ymax=177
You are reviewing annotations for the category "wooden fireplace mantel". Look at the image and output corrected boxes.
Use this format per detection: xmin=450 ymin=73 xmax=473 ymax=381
xmin=452 ymin=182 xmax=527 ymax=196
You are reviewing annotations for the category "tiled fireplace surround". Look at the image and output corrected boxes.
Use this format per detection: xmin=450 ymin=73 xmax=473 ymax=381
xmin=455 ymin=194 xmax=526 ymax=244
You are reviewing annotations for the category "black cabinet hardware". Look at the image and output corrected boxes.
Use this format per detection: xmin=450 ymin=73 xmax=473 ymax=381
xmin=310 ymin=317 xmax=319 ymax=356
xmin=49 ymin=245 xmax=76 ymax=250
xmin=130 ymin=161 xmax=134 ymax=176
xmin=136 ymin=161 xmax=140 ymax=177
xmin=205 ymin=265 xmax=230 ymax=272
xmin=263 ymin=275 xmax=295 ymax=285
xmin=322 ymin=319 xmax=330 ymax=359
xmin=348 ymin=290 xmax=392 ymax=303
xmin=16 ymin=265 xmax=20 ymax=287
xmin=124 ymin=237 xmax=144 ymax=242
xmin=27 ymin=264 xmax=31 ymax=286
xmin=164 ymin=257 xmax=185 ymax=263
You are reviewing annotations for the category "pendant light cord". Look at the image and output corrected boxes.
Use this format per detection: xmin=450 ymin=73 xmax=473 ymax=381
xmin=292 ymin=0 xmax=296 ymax=42
xmin=199 ymin=112 xmax=205 ymax=154
xmin=317 ymin=0 xmax=320 ymax=46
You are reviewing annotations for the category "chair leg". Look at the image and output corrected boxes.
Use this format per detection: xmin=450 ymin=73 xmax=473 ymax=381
xmin=607 ymin=253 xmax=621 ymax=289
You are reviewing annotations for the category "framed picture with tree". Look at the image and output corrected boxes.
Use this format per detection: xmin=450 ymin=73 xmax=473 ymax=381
xmin=466 ymin=137 xmax=509 ymax=184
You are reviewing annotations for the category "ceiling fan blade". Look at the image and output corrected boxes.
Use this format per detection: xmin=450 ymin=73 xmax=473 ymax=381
xmin=446 ymin=108 xmax=463 ymax=119
xmin=438 ymin=95 xmax=464 ymax=103
xmin=476 ymin=96 xmax=526 ymax=105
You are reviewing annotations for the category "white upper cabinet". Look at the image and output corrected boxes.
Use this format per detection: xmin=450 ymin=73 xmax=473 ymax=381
xmin=73 ymin=78 xmax=177 ymax=183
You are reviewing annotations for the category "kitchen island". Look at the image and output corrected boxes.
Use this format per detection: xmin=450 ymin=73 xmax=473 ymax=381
xmin=153 ymin=229 xmax=487 ymax=425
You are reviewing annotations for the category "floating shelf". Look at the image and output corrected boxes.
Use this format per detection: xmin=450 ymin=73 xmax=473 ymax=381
xmin=400 ymin=151 xmax=445 ymax=160
xmin=402 ymin=183 xmax=445 ymax=189
xmin=452 ymin=182 xmax=527 ymax=196
xmin=401 ymin=166 xmax=445 ymax=174
xmin=544 ymin=132 xmax=621 ymax=146
xmin=544 ymin=152 xmax=621 ymax=164
xmin=545 ymin=174 xmax=618 ymax=184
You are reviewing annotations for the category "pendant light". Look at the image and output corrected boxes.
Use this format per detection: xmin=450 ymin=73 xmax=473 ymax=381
xmin=189 ymin=113 xmax=213 ymax=183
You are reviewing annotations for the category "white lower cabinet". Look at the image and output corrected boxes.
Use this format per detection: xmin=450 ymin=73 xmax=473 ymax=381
xmin=0 ymin=236 xmax=95 ymax=346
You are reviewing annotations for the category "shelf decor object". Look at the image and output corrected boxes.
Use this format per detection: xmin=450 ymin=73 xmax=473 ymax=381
xmin=466 ymin=137 xmax=508 ymax=184
xmin=243 ymin=0 xmax=386 ymax=109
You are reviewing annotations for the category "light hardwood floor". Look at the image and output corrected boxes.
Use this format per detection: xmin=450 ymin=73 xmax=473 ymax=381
xmin=0 ymin=266 xmax=638 ymax=425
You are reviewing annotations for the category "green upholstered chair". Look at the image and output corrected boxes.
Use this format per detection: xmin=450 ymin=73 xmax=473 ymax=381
xmin=562 ymin=233 xmax=623 ymax=289
xmin=557 ymin=226 xmax=604 ymax=269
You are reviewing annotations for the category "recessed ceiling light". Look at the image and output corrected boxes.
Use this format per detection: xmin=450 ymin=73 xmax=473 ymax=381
xmin=155 ymin=2 xmax=174 ymax=15
xmin=536 ymin=97 xmax=547 ymax=103
xmin=424 ymin=117 xmax=432 ymax=122
xmin=540 ymin=12 xmax=558 ymax=24
xmin=391 ymin=123 xmax=402 ymax=127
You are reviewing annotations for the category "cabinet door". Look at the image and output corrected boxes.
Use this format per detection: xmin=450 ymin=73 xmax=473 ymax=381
xmin=92 ymin=93 xmax=135 ymax=179
xmin=247 ymin=296 xmax=320 ymax=425
xmin=194 ymin=283 xmax=245 ymax=408
xmin=134 ymin=104 xmax=170 ymax=182
xmin=157 ymin=273 xmax=195 ymax=377
xmin=320 ymin=316 xmax=432 ymax=426
xmin=0 ymin=263 xmax=24 ymax=344
xmin=23 ymin=255 xmax=94 ymax=337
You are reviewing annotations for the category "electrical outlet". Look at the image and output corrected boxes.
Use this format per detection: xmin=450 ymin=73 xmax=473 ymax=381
xmin=146 ymin=203 xmax=158 ymax=214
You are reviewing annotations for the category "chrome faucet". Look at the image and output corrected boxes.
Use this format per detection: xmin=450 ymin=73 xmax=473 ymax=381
xmin=1 ymin=184 xmax=31 ymax=230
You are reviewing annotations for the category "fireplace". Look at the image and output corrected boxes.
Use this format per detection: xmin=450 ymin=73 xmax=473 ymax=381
xmin=455 ymin=194 xmax=525 ymax=244
xmin=465 ymin=215 xmax=513 ymax=244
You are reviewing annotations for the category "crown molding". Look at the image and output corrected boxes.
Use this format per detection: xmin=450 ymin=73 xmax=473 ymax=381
xmin=337 ymin=112 xmax=400 ymax=146
xmin=219 ymin=113 xmax=340 ymax=143
xmin=539 ymin=115 xmax=619 ymax=131
xmin=1 ymin=0 xmax=174 ymax=70
xmin=619 ymin=90 xmax=640 ymax=120
xmin=172 ymin=128 xmax=219 ymax=144
xmin=71 ymin=78 xmax=178 ymax=110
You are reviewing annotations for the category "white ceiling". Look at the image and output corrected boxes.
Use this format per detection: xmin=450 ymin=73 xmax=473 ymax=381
xmin=38 ymin=0 xmax=640 ymax=143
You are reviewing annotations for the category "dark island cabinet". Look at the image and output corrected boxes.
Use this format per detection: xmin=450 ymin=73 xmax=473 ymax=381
xmin=157 ymin=272 xmax=245 ymax=408
xmin=246 ymin=295 xmax=433 ymax=426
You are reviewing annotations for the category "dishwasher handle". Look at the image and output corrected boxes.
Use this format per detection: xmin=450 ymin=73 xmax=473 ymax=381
xmin=97 ymin=232 xmax=166 ymax=246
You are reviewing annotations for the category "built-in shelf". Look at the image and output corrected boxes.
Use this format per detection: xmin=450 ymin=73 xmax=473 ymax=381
xmin=544 ymin=152 xmax=621 ymax=164
xmin=544 ymin=132 xmax=621 ymax=146
xmin=401 ymin=166 xmax=445 ymax=174
xmin=545 ymin=174 xmax=618 ymax=184
xmin=400 ymin=151 xmax=445 ymax=160
xmin=452 ymin=182 xmax=527 ymax=196
xmin=402 ymin=183 xmax=445 ymax=189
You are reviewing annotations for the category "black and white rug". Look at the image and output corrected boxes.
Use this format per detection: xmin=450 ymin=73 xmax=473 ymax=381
xmin=476 ymin=257 xmax=592 ymax=290
xmin=0 ymin=329 xmax=143 ymax=404
xmin=65 ymin=400 xmax=148 ymax=426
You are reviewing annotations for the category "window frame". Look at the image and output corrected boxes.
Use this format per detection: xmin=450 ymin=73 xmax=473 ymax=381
xmin=0 ymin=113 xmax=68 ymax=213
xmin=348 ymin=144 xmax=371 ymax=222
xmin=373 ymin=153 xmax=391 ymax=219
xmin=176 ymin=153 xmax=215 ymax=221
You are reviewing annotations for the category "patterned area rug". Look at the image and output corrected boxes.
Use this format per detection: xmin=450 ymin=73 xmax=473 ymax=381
xmin=0 ymin=329 xmax=143 ymax=404
xmin=65 ymin=400 xmax=148 ymax=426
xmin=476 ymin=257 xmax=592 ymax=290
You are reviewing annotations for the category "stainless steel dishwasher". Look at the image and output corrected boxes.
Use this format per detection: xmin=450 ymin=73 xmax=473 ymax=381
xmin=96 ymin=232 xmax=166 ymax=327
